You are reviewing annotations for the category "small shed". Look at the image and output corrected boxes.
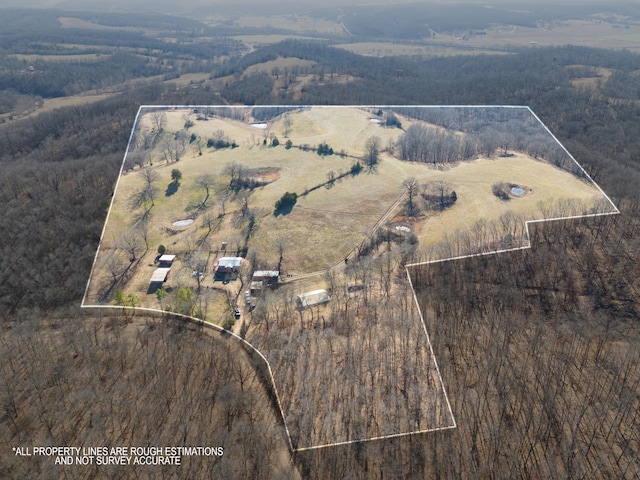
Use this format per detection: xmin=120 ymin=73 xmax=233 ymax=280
xmin=252 ymin=270 xmax=279 ymax=284
xmin=296 ymin=289 xmax=330 ymax=309
xmin=158 ymin=254 xmax=176 ymax=267
xmin=250 ymin=280 xmax=263 ymax=295
xmin=150 ymin=267 xmax=171 ymax=284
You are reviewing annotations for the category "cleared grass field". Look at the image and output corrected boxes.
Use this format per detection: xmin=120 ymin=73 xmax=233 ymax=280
xmin=12 ymin=53 xmax=108 ymax=62
xmin=234 ymin=15 xmax=346 ymax=36
xmin=436 ymin=19 xmax=640 ymax=53
xmin=244 ymin=56 xmax=317 ymax=76
xmin=87 ymin=106 xmax=614 ymax=310
xmin=335 ymin=42 xmax=507 ymax=58
xmin=232 ymin=34 xmax=324 ymax=45
xmin=411 ymin=154 xmax=606 ymax=248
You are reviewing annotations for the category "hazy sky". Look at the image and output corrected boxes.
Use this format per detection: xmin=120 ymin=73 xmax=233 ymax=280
xmin=2 ymin=0 xmax=624 ymax=12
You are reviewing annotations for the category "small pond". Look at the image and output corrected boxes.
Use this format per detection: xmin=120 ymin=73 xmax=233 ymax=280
xmin=172 ymin=219 xmax=194 ymax=227
xmin=511 ymin=187 xmax=525 ymax=196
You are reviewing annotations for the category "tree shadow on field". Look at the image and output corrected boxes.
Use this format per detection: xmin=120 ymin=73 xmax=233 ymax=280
xmin=274 ymin=203 xmax=295 ymax=217
xmin=165 ymin=181 xmax=179 ymax=197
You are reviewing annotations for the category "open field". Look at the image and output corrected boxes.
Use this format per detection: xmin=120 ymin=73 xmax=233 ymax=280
xmin=434 ymin=19 xmax=640 ymax=53
xmin=233 ymin=15 xmax=346 ymax=36
xmin=85 ymin=104 xmax=616 ymax=320
xmin=84 ymin=105 xmax=616 ymax=450
xmin=232 ymin=34 xmax=325 ymax=46
xmin=411 ymin=154 xmax=608 ymax=254
xmin=244 ymin=56 xmax=317 ymax=76
xmin=11 ymin=53 xmax=108 ymax=62
xmin=335 ymin=42 xmax=507 ymax=58
xmin=58 ymin=16 xmax=130 ymax=31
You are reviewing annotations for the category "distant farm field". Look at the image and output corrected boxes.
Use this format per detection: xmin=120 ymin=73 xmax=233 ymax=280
xmin=334 ymin=42 xmax=506 ymax=57
xmin=12 ymin=53 xmax=108 ymax=62
xmin=233 ymin=15 xmax=346 ymax=36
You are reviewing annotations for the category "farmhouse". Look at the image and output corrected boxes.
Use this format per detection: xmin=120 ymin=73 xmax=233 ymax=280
xmin=213 ymin=257 xmax=243 ymax=281
xmin=150 ymin=267 xmax=171 ymax=284
xmin=296 ymin=289 xmax=330 ymax=309
xmin=214 ymin=257 xmax=243 ymax=274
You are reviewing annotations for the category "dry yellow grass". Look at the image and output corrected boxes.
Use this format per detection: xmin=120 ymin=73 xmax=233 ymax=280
xmin=335 ymin=42 xmax=506 ymax=57
xmin=164 ymin=72 xmax=211 ymax=87
xmin=89 ymin=107 xmax=613 ymax=313
xmin=38 ymin=93 xmax=112 ymax=113
xmin=232 ymin=34 xmax=322 ymax=45
xmin=435 ymin=19 xmax=640 ymax=53
xmin=410 ymin=154 xmax=607 ymax=248
xmin=58 ymin=16 xmax=124 ymax=30
xmin=244 ymin=57 xmax=317 ymax=76
xmin=12 ymin=53 xmax=108 ymax=62
xmin=234 ymin=15 xmax=345 ymax=36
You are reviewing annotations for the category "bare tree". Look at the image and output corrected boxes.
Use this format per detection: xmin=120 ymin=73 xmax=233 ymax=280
xmin=272 ymin=235 xmax=289 ymax=272
xmin=139 ymin=128 xmax=156 ymax=150
xmin=282 ymin=114 xmax=292 ymax=138
xmin=201 ymin=210 xmax=220 ymax=237
xmin=150 ymin=111 xmax=167 ymax=132
xmin=104 ymin=252 xmax=127 ymax=284
xmin=326 ymin=170 xmax=336 ymax=186
xmin=137 ymin=216 xmax=152 ymax=251
xmin=185 ymin=249 xmax=210 ymax=292
xmin=217 ymin=189 xmax=230 ymax=217
xmin=196 ymin=175 xmax=215 ymax=208
xmin=236 ymin=190 xmax=251 ymax=218
xmin=131 ymin=168 xmax=159 ymax=210
xmin=139 ymin=167 xmax=159 ymax=189
xmin=125 ymin=149 xmax=147 ymax=170
xmin=116 ymin=229 xmax=144 ymax=263
xmin=161 ymin=139 xmax=187 ymax=163
xmin=364 ymin=135 xmax=381 ymax=168
xmin=403 ymin=177 xmax=418 ymax=216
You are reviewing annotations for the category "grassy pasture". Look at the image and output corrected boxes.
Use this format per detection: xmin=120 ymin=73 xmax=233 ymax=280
xmin=36 ymin=93 xmax=112 ymax=113
xmin=58 ymin=16 xmax=124 ymax=30
xmin=88 ymin=107 xmax=614 ymax=316
xmin=232 ymin=34 xmax=323 ymax=45
xmin=410 ymin=154 xmax=608 ymax=249
xmin=163 ymin=72 xmax=212 ymax=87
xmin=438 ymin=19 xmax=640 ymax=52
xmin=334 ymin=42 xmax=506 ymax=58
xmin=234 ymin=15 xmax=346 ymax=36
xmin=569 ymin=66 xmax=614 ymax=89
xmin=12 ymin=53 xmax=108 ymax=62
xmin=121 ymin=108 xmax=409 ymax=273
xmin=243 ymin=56 xmax=317 ymax=76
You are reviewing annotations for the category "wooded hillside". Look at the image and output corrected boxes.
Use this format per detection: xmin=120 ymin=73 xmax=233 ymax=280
xmin=1 ymin=27 xmax=640 ymax=478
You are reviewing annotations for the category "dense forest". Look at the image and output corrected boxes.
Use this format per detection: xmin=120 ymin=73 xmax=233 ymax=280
xmin=2 ymin=10 xmax=640 ymax=477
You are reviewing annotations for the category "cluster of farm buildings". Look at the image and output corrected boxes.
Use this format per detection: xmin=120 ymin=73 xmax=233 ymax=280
xmin=148 ymin=254 xmax=330 ymax=310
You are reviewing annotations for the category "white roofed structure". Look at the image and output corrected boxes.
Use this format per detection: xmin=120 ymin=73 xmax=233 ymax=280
xmin=296 ymin=289 xmax=330 ymax=309
xmin=214 ymin=257 xmax=242 ymax=273
xmin=150 ymin=267 xmax=171 ymax=284
xmin=158 ymin=254 xmax=176 ymax=266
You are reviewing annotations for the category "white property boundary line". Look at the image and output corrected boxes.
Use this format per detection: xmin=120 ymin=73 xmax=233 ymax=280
xmin=81 ymin=105 xmax=619 ymax=453
xmin=80 ymin=305 xmax=296 ymax=452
